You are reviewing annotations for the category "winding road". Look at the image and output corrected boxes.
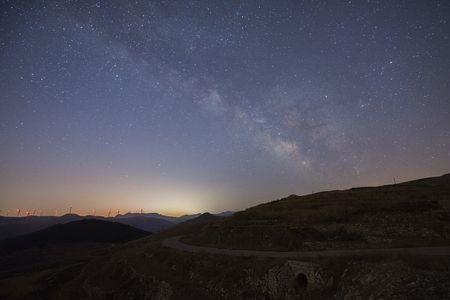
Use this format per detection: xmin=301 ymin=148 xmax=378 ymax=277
xmin=162 ymin=236 xmax=450 ymax=258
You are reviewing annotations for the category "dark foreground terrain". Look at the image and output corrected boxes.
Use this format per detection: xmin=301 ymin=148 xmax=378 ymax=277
xmin=1 ymin=174 xmax=450 ymax=299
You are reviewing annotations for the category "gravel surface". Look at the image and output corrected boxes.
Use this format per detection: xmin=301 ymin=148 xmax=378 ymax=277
xmin=163 ymin=236 xmax=450 ymax=258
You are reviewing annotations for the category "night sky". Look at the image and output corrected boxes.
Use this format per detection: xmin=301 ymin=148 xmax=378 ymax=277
xmin=1 ymin=1 xmax=449 ymax=216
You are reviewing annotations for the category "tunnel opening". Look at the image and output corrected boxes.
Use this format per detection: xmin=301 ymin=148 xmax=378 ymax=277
xmin=295 ymin=273 xmax=308 ymax=289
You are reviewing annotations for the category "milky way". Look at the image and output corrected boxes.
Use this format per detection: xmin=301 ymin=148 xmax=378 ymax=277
xmin=1 ymin=1 xmax=449 ymax=215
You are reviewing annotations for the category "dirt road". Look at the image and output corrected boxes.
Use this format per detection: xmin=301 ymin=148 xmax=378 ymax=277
xmin=162 ymin=236 xmax=450 ymax=258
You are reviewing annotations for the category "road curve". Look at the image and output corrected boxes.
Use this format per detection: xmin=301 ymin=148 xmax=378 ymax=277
xmin=162 ymin=236 xmax=450 ymax=258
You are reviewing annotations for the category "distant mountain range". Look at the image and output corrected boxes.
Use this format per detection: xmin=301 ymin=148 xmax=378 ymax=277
xmin=0 ymin=211 xmax=234 ymax=240
xmin=117 ymin=211 xmax=234 ymax=222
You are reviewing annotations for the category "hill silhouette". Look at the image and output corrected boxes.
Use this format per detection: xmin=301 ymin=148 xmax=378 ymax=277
xmin=0 ymin=214 xmax=82 ymax=240
xmin=0 ymin=219 xmax=150 ymax=252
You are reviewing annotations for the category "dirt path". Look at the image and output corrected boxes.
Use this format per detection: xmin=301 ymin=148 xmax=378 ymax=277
xmin=162 ymin=236 xmax=450 ymax=258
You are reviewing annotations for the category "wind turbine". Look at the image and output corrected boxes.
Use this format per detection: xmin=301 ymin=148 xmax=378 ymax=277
xmin=17 ymin=209 xmax=21 ymax=217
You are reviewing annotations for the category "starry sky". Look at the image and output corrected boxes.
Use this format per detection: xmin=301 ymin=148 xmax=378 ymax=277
xmin=1 ymin=1 xmax=449 ymax=216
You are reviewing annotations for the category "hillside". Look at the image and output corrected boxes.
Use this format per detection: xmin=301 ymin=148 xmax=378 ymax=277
xmin=184 ymin=174 xmax=450 ymax=251
xmin=0 ymin=214 xmax=82 ymax=240
xmin=0 ymin=219 xmax=150 ymax=252
xmin=112 ymin=216 xmax=173 ymax=233
xmin=1 ymin=174 xmax=449 ymax=300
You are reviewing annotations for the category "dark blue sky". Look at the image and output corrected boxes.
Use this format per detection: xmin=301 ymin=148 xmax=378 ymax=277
xmin=1 ymin=1 xmax=449 ymax=216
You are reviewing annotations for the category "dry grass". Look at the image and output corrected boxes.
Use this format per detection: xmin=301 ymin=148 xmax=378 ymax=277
xmin=187 ymin=174 xmax=450 ymax=250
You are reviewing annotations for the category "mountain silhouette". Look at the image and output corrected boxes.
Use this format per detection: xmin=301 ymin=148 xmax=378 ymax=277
xmin=0 ymin=219 xmax=150 ymax=252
